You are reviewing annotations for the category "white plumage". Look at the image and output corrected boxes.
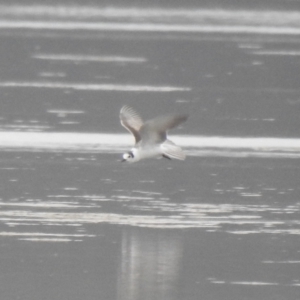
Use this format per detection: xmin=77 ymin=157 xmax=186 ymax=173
xmin=120 ymin=105 xmax=188 ymax=163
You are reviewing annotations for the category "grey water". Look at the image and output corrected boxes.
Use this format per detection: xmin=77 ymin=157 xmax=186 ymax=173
xmin=0 ymin=2 xmax=300 ymax=300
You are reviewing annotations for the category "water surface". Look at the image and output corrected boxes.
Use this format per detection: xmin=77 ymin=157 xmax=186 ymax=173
xmin=0 ymin=3 xmax=300 ymax=300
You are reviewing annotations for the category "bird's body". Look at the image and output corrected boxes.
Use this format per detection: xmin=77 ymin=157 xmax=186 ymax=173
xmin=120 ymin=105 xmax=188 ymax=163
xmin=130 ymin=144 xmax=162 ymax=161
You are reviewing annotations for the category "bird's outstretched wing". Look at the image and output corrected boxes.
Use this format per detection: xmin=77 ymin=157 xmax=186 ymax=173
xmin=141 ymin=113 xmax=188 ymax=144
xmin=160 ymin=139 xmax=186 ymax=160
xmin=120 ymin=105 xmax=144 ymax=143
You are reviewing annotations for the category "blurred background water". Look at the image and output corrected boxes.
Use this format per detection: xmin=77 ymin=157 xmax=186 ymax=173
xmin=0 ymin=1 xmax=300 ymax=300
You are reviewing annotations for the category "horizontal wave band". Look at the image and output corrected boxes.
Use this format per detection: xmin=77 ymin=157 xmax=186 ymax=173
xmin=252 ymin=50 xmax=300 ymax=56
xmin=0 ymin=21 xmax=300 ymax=35
xmin=0 ymin=6 xmax=299 ymax=23
xmin=32 ymin=53 xmax=147 ymax=63
xmin=0 ymin=82 xmax=190 ymax=92
xmin=0 ymin=132 xmax=299 ymax=158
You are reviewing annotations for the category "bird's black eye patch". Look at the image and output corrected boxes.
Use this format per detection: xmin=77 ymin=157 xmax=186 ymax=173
xmin=129 ymin=151 xmax=134 ymax=158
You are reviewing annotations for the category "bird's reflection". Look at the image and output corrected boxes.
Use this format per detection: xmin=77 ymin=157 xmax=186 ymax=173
xmin=117 ymin=227 xmax=183 ymax=300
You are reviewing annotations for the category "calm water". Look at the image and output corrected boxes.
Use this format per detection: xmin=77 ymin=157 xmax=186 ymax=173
xmin=0 ymin=3 xmax=300 ymax=300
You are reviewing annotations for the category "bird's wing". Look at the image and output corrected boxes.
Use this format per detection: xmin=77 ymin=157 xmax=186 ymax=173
xmin=120 ymin=105 xmax=144 ymax=143
xmin=141 ymin=113 xmax=188 ymax=144
xmin=160 ymin=139 xmax=186 ymax=160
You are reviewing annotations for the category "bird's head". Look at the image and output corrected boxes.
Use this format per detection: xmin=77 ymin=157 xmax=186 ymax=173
xmin=121 ymin=151 xmax=135 ymax=163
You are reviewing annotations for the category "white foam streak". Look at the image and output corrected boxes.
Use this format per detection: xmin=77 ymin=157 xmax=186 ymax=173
xmin=263 ymin=260 xmax=300 ymax=264
xmin=0 ymin=81 xmax=189 ymax=92
xmin=0 ymin=132 xmax=128 ymax=151
xmin=33 ymin=53 xmax=146 ymax=63
xmin=19 ymin=238 xmax=74 ymax=242
xmin=230 ymin=281 xmax=279 ymax=286
xmin=47 ymin=109 xmax=85 ymax=114
xmin=0 ymin=232 xmax=95 ymax=237
xmin=0 ymin=20 xmax=300 ymax=35
xmin=0 ymin=201 xmax=92 ymax=208
xmin=176 ymin=136 xmax=300 ymax=150
xmin=253 ymin=50 xmax=300 ymax=56
xmin=0 ymin=132 xmax=299 ymax=158
xmin=210 ymin=279 xmax=300 ymax=287
xmin=0 ymin=5 xmax=299 ymax=37
xmin=39 ymin=71 xmax=66 ymax=78
xmin=0 ymin=5 xmax=299 ymax=24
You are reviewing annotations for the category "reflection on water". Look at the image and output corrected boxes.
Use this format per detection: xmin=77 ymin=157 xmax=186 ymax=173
xmin=1 ymin=195 xmax=299 ymax=233
xmin=117 ymin=229 xmax=182 ymax=300
xmin=0 ymin=145 xmax=299 ymax=298
xmin=0 ymin=162 xmax=299 ymax=236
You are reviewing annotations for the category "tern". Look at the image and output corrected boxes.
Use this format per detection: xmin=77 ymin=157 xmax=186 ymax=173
xmin=120 ymin=105 xmax=188 ymax=163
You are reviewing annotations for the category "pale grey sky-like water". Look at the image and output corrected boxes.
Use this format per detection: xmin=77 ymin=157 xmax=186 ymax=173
xmin=0 ymin=3 xmax=300 ymax=300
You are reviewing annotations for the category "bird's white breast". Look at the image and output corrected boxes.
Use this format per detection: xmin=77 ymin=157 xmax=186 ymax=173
xmin=132 ymin=145 xmax=162 ymax=161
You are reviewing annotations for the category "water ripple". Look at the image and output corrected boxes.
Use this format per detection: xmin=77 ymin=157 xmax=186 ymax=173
xmin=0 ymin=195 xmax=299 ymax=242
